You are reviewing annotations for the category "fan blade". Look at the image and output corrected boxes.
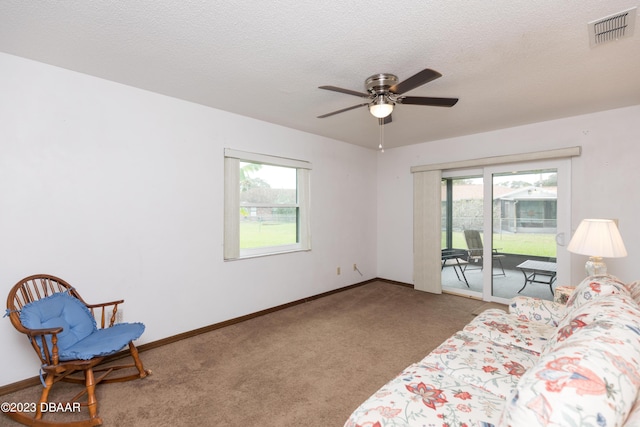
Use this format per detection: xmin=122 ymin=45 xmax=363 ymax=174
xmin=399 ymin=96 xmax=459 ymax=107
xmin=389 ymin=69 xmax=442 ymax=94
xmin=317 ymin=103 xmax=369 ymax=118
xmin=319 ymin=85 xmax=369 ymax=97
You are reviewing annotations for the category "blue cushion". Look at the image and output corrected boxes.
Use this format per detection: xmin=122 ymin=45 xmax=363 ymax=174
xmin=20 ymin=292 xmax=145 ymax=361
xmin=59 ymin=322 xmax=145 ymax=361
xmin=21 ymin=293 xmax=97 ymax=353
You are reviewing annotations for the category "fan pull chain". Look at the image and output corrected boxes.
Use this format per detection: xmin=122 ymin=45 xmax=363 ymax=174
xmin=378 ymin=118 xmax=384 ymax=152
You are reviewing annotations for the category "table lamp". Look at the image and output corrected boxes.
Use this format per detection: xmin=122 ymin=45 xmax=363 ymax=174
xmin=567 ymin=219 xmax=627 ymax=276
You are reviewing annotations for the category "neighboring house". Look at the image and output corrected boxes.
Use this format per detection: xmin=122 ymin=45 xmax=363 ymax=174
xmin=496 ymin=187 xmax=558 ymax=233
xmin=442 ymin=184 xmax=558 ymax=233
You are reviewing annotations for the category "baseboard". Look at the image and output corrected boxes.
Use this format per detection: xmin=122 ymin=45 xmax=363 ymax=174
xmin=442 ymin=289 xmax=483 ymax=300
xmin=0 ymin=278 xmax=379 ymax=396
xmin=376 ymin=278 xmax=414 ymax=289
xmin=0 ymin=376 xmax=42 ymax=396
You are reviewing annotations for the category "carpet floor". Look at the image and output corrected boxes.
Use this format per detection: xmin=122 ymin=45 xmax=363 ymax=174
xmin=1 ymin=281 xmax=491 ymax=427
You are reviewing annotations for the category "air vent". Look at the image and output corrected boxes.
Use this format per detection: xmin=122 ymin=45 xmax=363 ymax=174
xmin=588 ymin=7 xmax=637 ymax=47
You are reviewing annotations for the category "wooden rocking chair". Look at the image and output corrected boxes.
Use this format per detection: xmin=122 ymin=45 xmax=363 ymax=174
xmin=5 ymin=274 xmax=151 ymax=427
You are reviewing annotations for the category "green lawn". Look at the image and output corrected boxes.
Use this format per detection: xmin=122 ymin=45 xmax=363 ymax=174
xmin=240 ymin=221 xmax=297 ymax=248
xmin=240 ymin=221 xmax=556 ymax=257
xmin=445 ymin=231 xmax=556 ymax=257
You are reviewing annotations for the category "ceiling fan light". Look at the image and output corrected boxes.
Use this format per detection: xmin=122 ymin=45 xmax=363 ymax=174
xmin=369 ymin=96 xmax=394 ymax=118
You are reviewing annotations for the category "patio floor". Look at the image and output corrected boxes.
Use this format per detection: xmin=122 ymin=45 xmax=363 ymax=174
xmin=441 ymin=261 xmax=557 ymax=301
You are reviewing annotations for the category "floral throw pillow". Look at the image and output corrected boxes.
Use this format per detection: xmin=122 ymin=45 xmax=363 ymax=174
xmin=625 ymin=280 xmax=640 ymax=305
xmin=543 ymin=291 xmax=640 ymax=355
xmin=501 ymin=303 xmax=640 ymax=426
xmin=564 ymin=275 xmax=629 ymax=315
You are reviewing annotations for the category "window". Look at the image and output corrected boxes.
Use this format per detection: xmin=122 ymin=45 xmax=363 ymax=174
xmin=224 ymin=149 xmax=311 ymax=259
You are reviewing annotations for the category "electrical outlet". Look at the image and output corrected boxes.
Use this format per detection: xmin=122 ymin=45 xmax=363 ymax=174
xmin=337 ymin=267 xmax=341 ymax=275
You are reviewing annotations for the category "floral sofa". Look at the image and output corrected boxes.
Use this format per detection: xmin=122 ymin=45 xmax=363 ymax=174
xmin=344 ymin=275 xmax=640 ymax=427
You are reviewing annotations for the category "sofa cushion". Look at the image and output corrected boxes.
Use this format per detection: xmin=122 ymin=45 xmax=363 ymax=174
xmin=543 ymin=289 xmax=640 ymax=356
xmin=625 ymin=399 xmax=640 ymax=425
xmin=508 ymin=296 xmax=566 ymax=327
xmin=463 ymin=309 xmax=554 ymax=355
xmin=344 ymin=363 xmax=505 ymax=427
xmin=564 ymin=275 xmax=629 ymax=316
xmin=625 ymin=280 xmax=640 ymax=305
xmin=419 ymin=332 xmax=539 ymax=399
xmin=501 ymin=304 xmax=640 ymax=426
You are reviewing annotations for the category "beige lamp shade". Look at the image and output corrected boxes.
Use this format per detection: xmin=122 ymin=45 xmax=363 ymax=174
xmin=567 ymin=219 xmax=627 ymax=276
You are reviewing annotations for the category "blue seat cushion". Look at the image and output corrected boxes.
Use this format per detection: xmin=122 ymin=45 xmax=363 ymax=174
xmin=58 ymin=322 xmax=145 ymax=361
xmin=20 ymin=292 xmax=145 ymax=361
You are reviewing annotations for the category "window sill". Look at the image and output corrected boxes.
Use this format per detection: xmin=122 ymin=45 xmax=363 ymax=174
xmin=225 ymin=248 xmax=311 ymax=261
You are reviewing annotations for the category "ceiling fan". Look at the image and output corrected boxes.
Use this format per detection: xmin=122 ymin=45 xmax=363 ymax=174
xmin=317 ymin=68 xmax=458 ymax=124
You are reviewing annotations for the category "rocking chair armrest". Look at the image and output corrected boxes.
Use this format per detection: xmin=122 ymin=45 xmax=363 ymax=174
xmin=85 ymin=299 xmax=125 ymax=309
xmin=26 ymin=326 xmax=63 ymax=337
xmin=24 ymin=327 xmax=63 ymax=365
xmin=85 ymin=299 xmax=125 ymax=328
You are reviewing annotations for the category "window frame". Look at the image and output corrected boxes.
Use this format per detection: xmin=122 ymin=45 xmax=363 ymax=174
xmin=224 ymin=149 xmax=311 ymax=260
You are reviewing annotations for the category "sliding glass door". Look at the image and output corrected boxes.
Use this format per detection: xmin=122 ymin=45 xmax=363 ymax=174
xmin=441 ymin=159 xmax=571 ymax=303
xmin=483 ymin=160 xmax=571 ymax=303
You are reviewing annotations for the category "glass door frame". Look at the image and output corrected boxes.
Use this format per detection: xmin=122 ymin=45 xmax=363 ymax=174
xmin=441 ymin=168 xmax=483 ymax=299
xmin=482 ymin=159 xmax=572 ymax=304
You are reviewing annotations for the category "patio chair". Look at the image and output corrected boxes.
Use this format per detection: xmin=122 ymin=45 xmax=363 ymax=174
xmin=463 ymin=229 xmax=506 ymax=276
xmin=5 ymin=274 xmax=150 ymax=427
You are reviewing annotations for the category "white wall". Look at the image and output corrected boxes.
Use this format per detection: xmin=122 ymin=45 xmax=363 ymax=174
xmin=377 ymin=104 xmax=640 ymax=286
xmin=0 ymin=53 xmax=378 ymax=386
xmin=3 ymin=50 xmax=639 ymax=388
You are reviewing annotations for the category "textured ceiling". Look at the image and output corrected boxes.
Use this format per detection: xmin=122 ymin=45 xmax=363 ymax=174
xmin=1 ymin=1 xmax=639 ymax=149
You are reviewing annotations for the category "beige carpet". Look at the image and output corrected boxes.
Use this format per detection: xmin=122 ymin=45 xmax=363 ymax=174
xmin=1 ymin=281 xmax=489 ymax=427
